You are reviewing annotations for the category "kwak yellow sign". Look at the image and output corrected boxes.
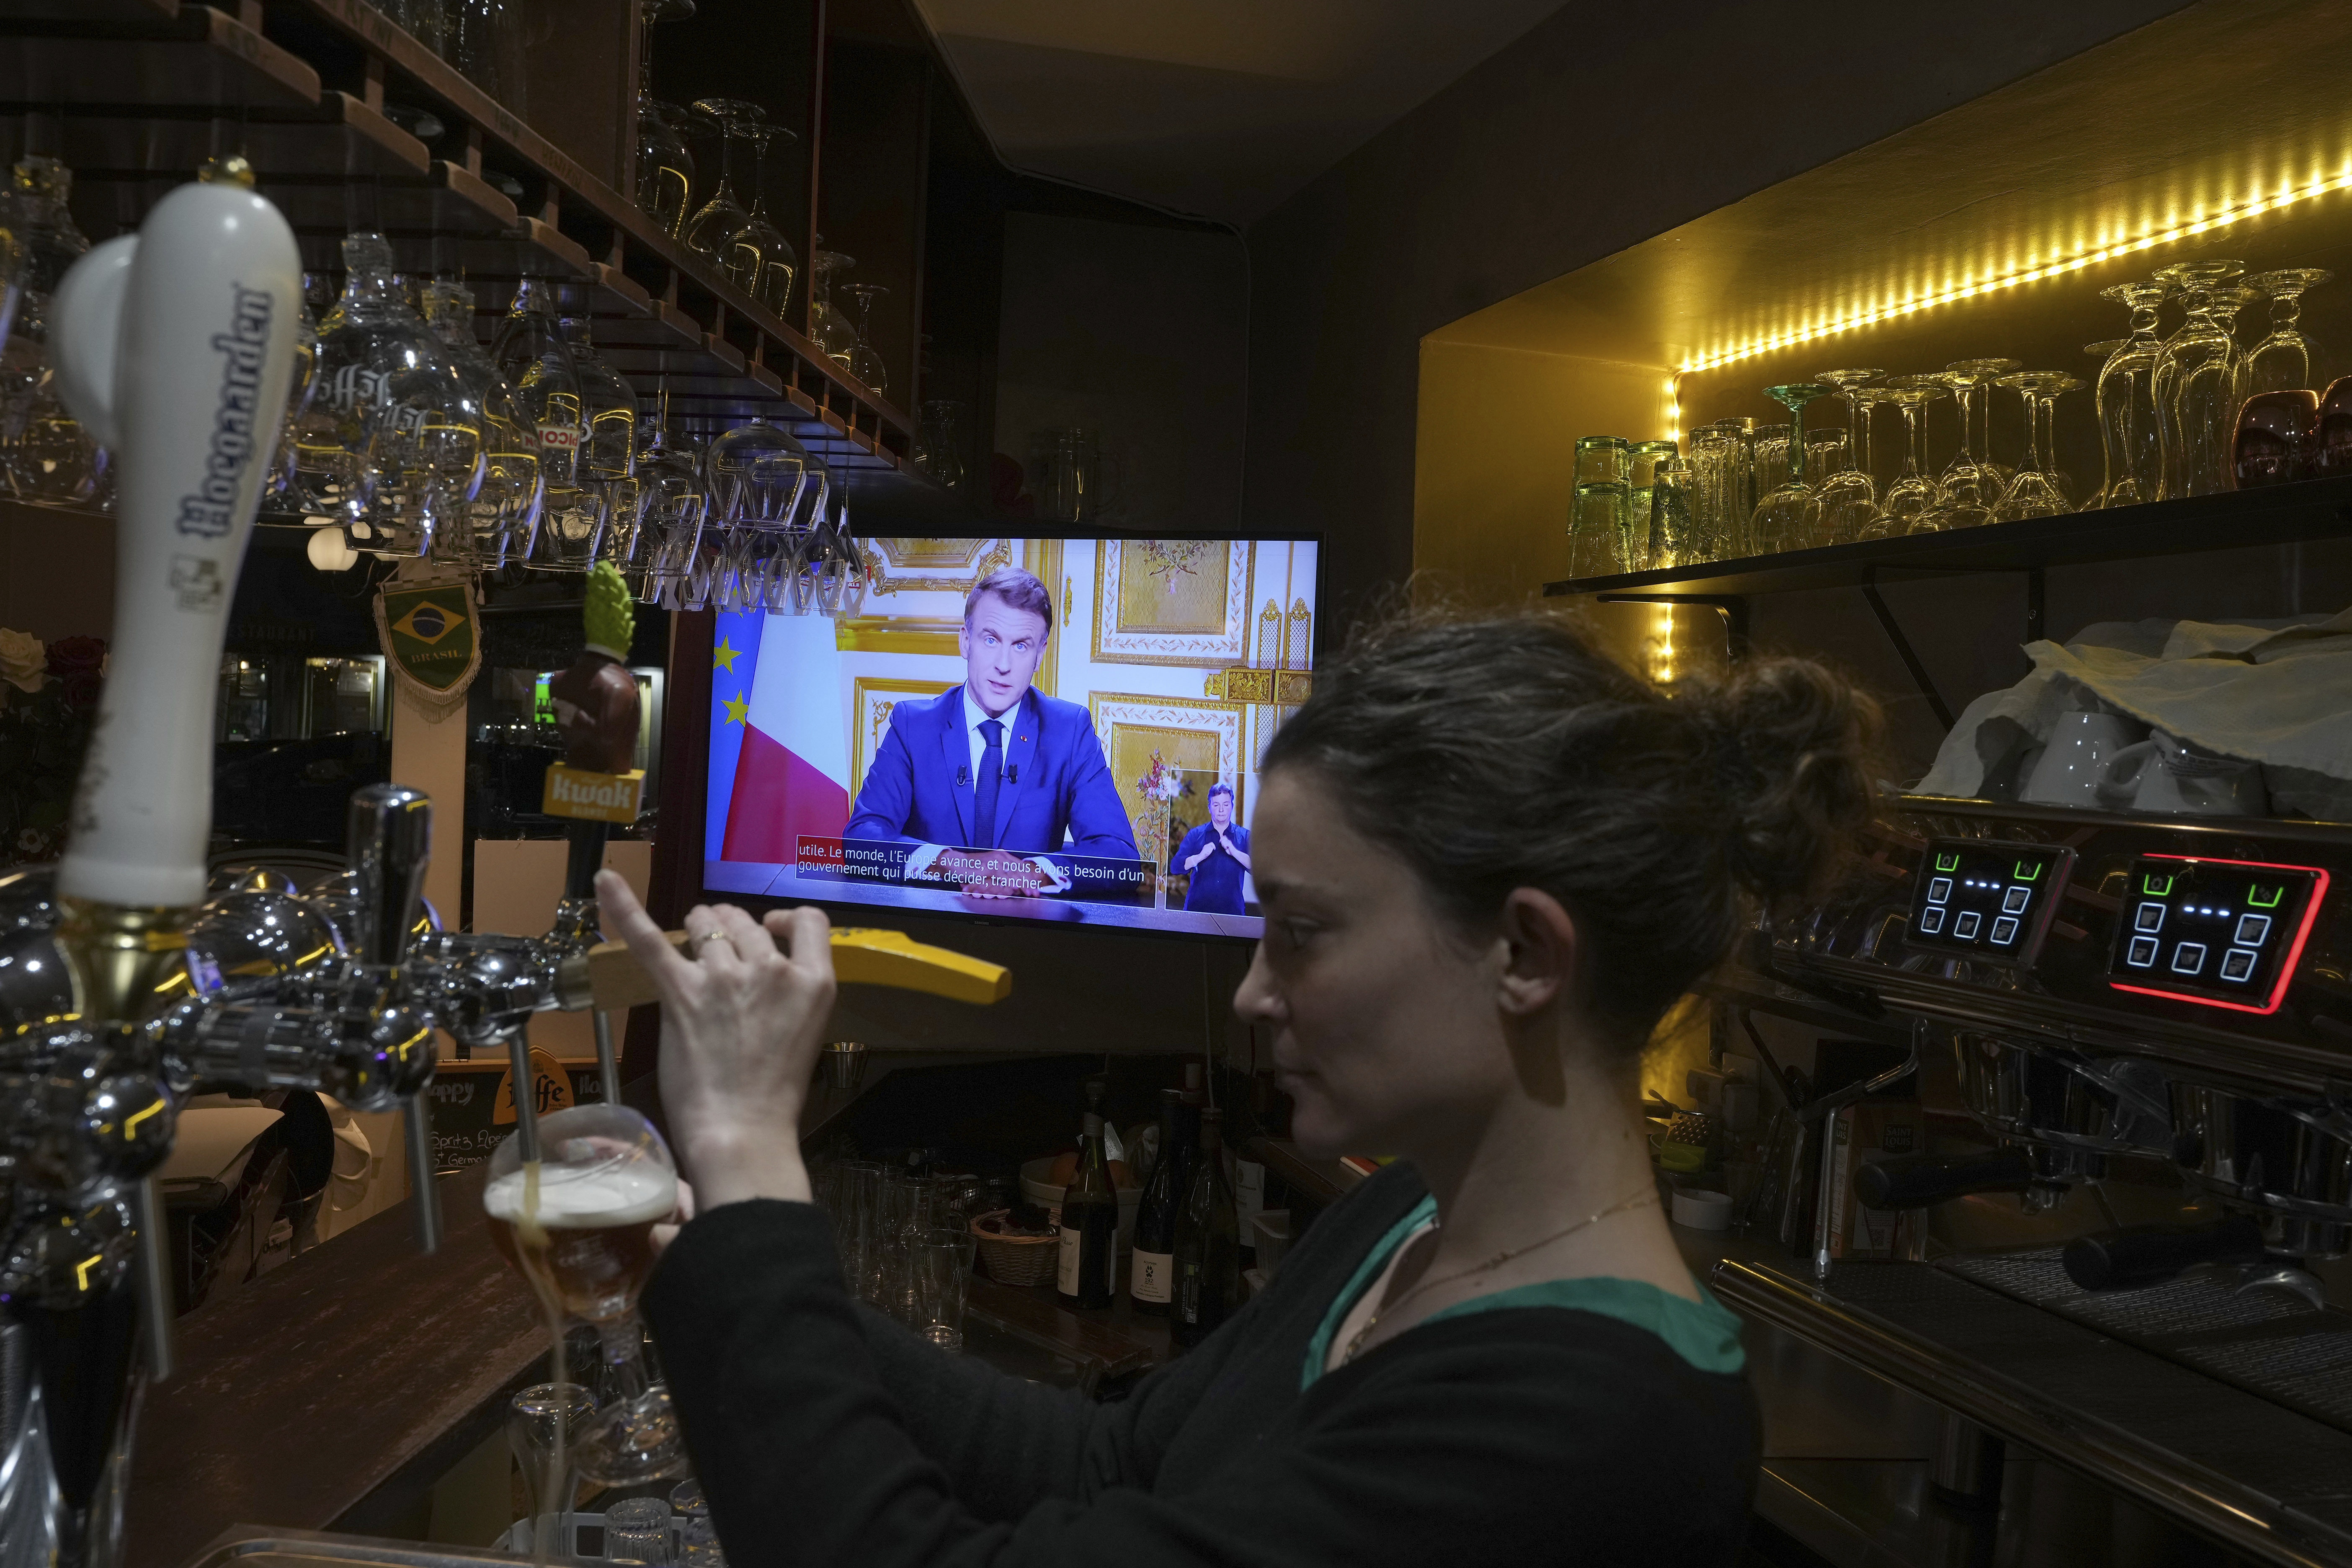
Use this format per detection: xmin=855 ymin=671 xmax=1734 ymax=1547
xmin=374 ymin=579 xmax=481 ymax=699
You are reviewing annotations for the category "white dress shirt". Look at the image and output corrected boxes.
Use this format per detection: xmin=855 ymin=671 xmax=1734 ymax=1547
xmin=961 ymin=684 xmax=1018 ymax=786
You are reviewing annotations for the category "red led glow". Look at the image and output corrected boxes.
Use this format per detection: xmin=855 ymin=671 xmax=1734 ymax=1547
xmin=2107 ymin=853 xmax=2330 ymax=1016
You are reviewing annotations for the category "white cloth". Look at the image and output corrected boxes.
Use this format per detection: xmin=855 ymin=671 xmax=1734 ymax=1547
xmin=1916 ymin=607 xmax=2352 ymax=819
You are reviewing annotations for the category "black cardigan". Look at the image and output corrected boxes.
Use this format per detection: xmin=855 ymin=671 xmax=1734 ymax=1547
xmin=642 ymin=1161 xmax=1759 ymax=1568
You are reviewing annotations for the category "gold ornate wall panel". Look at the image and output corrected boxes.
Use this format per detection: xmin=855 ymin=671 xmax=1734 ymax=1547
xmin=1087 ymin=692 xmax=1245 ymax=862
xmin=867 ymin=537 xmax=1014 ymax=596
xmin=850 ymin=676 xmax=957 ymax=799
xmin=1091 ymin=540 xmax=1256 ymax=666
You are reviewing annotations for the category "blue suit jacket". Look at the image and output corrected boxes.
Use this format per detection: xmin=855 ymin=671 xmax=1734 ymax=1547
xmin=844 ymin=686 xmax=1140 ymax=859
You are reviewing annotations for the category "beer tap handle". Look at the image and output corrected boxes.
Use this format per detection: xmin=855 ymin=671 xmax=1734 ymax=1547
xmin=347 ymin=784 xmax=432 ymax=967
xmin=505 ymin=1029 xmax=542 ymax=1165
xmin=130 ymin=1176 xmax=176 ymax=1381
xmin=405 ymin=1091 xmax=443 ymax=1255
xmin=593 ymin=1010 xmax=622 ymax=1109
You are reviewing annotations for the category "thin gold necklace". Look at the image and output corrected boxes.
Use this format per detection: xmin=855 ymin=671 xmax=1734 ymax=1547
xmin=1338 ymin=1186 xmax=1659 ymax=1367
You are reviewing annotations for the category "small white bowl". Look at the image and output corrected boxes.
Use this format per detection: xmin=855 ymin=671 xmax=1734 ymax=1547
xmin=1670 ymin=1187 xmax=1734 ymax=1231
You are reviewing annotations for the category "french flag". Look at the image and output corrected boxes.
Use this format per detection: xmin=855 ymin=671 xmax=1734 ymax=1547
xmin=718 ymin=612 xmax=852 ymax=863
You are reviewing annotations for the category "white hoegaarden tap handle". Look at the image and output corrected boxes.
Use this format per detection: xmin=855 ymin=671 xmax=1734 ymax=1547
xmin=49 ymin=180 xmax=302 ymax=909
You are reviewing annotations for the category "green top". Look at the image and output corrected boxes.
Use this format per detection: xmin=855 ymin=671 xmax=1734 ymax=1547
xmin=1300 ymin=1194 xmax=1747 ymax=1390
xmin=583 ymin=560 xmax=634 ymax=658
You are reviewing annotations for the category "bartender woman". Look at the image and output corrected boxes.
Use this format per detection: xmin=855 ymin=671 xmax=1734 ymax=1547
xmin=599 ymin=609 xmax=1878 ymax=1566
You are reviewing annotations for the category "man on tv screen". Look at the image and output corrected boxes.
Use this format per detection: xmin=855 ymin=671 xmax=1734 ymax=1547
xmin=1172 ymin=781 xmax=1251 ymax=915
xmin=845 ymin=566 xmax=1137 ymax=893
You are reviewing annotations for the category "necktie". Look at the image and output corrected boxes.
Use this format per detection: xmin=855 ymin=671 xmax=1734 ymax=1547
xmin=975 ymin=718 xmax=1005 ymax=848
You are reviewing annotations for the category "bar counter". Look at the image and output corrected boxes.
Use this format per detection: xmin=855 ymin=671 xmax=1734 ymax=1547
xmin=125 ymin=1165 xmax=544 ymax=1568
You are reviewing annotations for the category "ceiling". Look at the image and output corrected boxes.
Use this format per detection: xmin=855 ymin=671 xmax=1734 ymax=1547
xmin=910 ymin=0 xmax=1573 ymax=227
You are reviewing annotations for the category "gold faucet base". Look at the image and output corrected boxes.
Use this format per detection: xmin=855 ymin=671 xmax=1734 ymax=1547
xmin=56 ymin=898 xmax=196 ymax=1027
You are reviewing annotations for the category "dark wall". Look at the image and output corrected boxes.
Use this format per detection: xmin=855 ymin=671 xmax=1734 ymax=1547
xmin=1240 ymin=0 xmax=2200 ymax=630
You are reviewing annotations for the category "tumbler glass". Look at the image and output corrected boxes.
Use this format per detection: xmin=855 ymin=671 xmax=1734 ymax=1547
xmin=1573 ymin=434 xmax=1630 ymax=487
xmin=1645 ymin=454 xmax=1694 ymax=570
xmin=604 ymin=1496 xmax=674 ymax=1565
xmin=1568 ymin=481 xmax=1630 ymax=578
xmin=910 ymin=1226 xmax=980 ymax=1351
xmin=671 ymin=1478 xmax=725 ymax=1568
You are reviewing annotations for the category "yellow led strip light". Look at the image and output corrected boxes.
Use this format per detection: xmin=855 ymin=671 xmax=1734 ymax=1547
xmin=1660 ymin=165 xmax=2352 ymax=440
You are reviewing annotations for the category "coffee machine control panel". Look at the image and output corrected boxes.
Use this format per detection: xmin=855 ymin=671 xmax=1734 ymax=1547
xmin=1906 ymin=840 xmax=2073 ymax=966
xmin=2105 ymin=854 xmax=2329 ymax=1015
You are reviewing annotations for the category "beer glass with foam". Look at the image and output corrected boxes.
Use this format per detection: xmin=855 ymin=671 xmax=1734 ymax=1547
xmin=485 ymin=1103 xmax=686 ymax=1483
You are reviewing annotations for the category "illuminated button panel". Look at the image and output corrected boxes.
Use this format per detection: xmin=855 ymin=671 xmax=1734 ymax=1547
xmin=2106 ymin=855 xmax=2328 ymax=1015
xmin=1905 ymin=840 xmax=2073 ymax=966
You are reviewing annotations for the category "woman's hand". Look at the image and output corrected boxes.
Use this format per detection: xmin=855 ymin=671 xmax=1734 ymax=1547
xmin=651 ymin=1179 xmax=697 ymax=1255
xmin=596 ymin=870 xmax=833 ymax=1209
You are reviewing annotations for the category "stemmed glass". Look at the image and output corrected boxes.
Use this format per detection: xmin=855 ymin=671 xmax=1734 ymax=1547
xmin=707 ymin=415 xmax=820 ymax=611
xmin=2240 ymin=268 xmax=2331 ymax=397
xmin=1748 ymin=384 xmax=1831 ymax=553
xmin=914 ymin=400 xmax=967 ymax=491
xmin=633 ymin=0 xmax=697 ymax=238
xmin=723 ymin=124 xmax=799 ymax=320
xmin=2095 ymin=281 xmax=2168 ymax=510
xmin=846 ymin=283 xmax=889 ymax=396
xmin=683 ymin=99 xmax=761 ymax=258
xmin=3 ymin=155 xmax=104 ymax=509
xmin=2081 ymin=341 xmax=2126 ymax=508
xmin=809 ymin=246 xmax=859 ymax=369
xmin=423 ymin=280 xmax=543 ymax=571
xmin=1921 ymin=358 xmax=2018 ymax=529
xmin=2151 ymin=260 xmax=2244 ymax=499
xmin=1870 ymin=377 xmax=1948 ymax=536
xmin=638 ymin=391 xmax=708 ymax=606
xmin=1994 ymin=371 xmax=2084 ymax=520
xmin=485 ymin=1103 xmax=686 ymax=1485
xmin=508 ymin=1383 xmax=596 ymax=1558
xmin=1810 ymin=369 xmax=1882 ymax=544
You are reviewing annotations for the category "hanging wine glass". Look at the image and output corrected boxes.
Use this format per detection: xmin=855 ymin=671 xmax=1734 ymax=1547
xmin=845 ymin=283 xmax=889 ymax=397
xmin=708 ymin=415 xmax=815 ymax=613
xmin=809 ymin=245 xmax=859 ymax=369
xmin=722 ymin=123 xmax=800 ymax=320
xmin=1747 ymin=384 xmax=1831 ymax=553
xmin=424 ymin=279 xmax=543 ymax=572
xmin=492 ymin=278 xmax=599 ymax=571
xmin=914 ymin=399 xmax=967 ymax=492
xmin=301 ymin=232 xmax=482 ymax=560
xmin=562 ymin=316 xmax=645 ymax=583
xmin=637 ymin=390 xmax=707 ymax=607
xmin=683 ymin=98 xmax=760 ymax=259
xmin=634 ymin=0 xmax=697 ymax=238
xmin=1809 ymin=369 xmax=1881 ymax=545
xmin=2240 ymin=268 xmax=2331 ymax=399
xmin=2150 ymin=260 xmax=2244 ymax=500
xmin=2094 ymin=280 xmax=2167 ymax=510
xmin=2 ymin=155 xmax=105 ymax=510
xmin=1994 ymin=371 xmax=2084 ymax=520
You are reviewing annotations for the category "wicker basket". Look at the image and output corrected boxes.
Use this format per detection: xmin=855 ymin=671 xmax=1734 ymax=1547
xmin=971 ymin=1209 xmax=1058 ymax=1287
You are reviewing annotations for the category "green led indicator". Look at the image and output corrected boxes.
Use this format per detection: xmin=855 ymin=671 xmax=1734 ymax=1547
xmin=2248 ymin=882 xmax=2284 ymax=909
xmin=2142 ymin=872 xmax=2174 ymax=896
xmin=2014 ymin=859 xmax=2043 ymax=881
xmin=1935 ymin=852 xmax=1961 ymax=872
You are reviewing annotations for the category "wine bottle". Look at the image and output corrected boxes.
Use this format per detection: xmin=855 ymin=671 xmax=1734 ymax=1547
xmin=1130 ymin=1088 xmax=1197 ymax=1313
xmin=1172 ymin=1108 xmax=1240 ymax=1346
xmin=1057 ymin=1109 xmax=1119 ymax=1308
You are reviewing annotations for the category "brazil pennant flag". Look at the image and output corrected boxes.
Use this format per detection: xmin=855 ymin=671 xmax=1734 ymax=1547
xmin=375 ymin=578 xmax=481 ymax=699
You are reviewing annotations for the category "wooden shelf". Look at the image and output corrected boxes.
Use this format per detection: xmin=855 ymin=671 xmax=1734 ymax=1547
xmin=1544 ymin=475 xmax=2352 ymax=600
xmin=0 ymin=0 xmax=964 ymax=522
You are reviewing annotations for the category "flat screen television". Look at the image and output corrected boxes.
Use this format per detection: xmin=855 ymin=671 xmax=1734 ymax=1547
xmin=703 ymin=536 xmax=1320 ymax=939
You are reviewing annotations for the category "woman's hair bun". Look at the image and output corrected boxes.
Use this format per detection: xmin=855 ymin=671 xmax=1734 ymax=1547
xmin=1701 ymin=658 xmax=1880 ymax=904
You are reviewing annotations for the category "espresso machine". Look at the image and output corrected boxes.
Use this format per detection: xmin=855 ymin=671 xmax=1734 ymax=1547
xmin=1722 ymin=792 xmax=2352 ymax=1563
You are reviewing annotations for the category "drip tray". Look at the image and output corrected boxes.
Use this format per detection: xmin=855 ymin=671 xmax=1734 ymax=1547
xmin=1941 ymin=1248 xmax=2352 ymax=1434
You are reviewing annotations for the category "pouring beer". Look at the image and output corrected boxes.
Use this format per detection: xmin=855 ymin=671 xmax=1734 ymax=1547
xmin=485 ymin=1103 xmax=686 ymax=1485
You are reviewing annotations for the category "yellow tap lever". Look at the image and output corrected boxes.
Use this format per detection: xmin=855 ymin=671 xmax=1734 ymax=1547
xmin=557 ymin=926 xmax=1011 ymax=1012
